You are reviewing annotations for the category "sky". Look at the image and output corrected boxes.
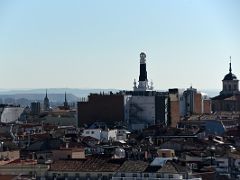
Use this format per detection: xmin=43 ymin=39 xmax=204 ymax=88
xmin=0 ymin=0 xmax=240 ymax=91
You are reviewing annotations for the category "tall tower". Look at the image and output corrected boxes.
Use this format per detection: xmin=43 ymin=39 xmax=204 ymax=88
xmin=220 ymin=57 xmax=239 ymax=95
xmin=63 ymin=91 xmax=70 ymax=110
xmin=43 ymin=89 xmax=50 ymax=111
xmin=133 ymin=52 xmax=153 ymax=91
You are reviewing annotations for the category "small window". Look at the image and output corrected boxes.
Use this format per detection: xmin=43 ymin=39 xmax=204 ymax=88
xmin=144 ymin=174 xmax=149 ymax=177
xmin=86 ymin=131 xmax=89 ymax=134
xmin=91 ymin=131 xmax=94 ymax=134
xmin=162 ymin=153 xmax=167 ymax=157
xmin=234 ymin=84 xmax=237 ymax=90
xmin=133 ymin=174 xmax=137 ymax=177
xmin=121 ymin=173 xmax=125 ymax=177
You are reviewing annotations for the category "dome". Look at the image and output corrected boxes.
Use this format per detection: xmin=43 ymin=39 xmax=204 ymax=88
xmin=223 ymin=73 xmax=237 ymax=81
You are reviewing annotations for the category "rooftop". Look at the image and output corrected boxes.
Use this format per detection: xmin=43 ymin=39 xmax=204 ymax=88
xmin=50 ymin=155 xmax=124 ymax=172
xmin=117 ymin=160 xmax=148 ymax=172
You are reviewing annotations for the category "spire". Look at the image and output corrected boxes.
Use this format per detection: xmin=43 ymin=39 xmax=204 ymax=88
xmin=229 ymin=56 xmax=232 ymax=73
xmin=43 ymin=89 xmax=50 ymax=111
xmin=63 ymin=91 xmax=69 ymax=109
xmin=64 ymin=91 xmax=67 ymax=103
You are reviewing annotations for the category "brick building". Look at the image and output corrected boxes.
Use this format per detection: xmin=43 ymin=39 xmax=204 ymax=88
xmin=77 ymin=93 xmax=125 ymax=127
xmin=169 ymin=88 xmax=211 ymax=128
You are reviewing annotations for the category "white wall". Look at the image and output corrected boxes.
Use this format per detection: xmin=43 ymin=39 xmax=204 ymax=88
xmin=123 ymin=95 xmax=132 ymax=125
xmin=82 ymin=129 xmax=102 ymax=140
xmin=129 ymin=96 xmax=155 ymax=130
xmin=108 ymin=129 xmax=118 ymax=141
xmin=1 ymin=107 xmax=25 ymax=123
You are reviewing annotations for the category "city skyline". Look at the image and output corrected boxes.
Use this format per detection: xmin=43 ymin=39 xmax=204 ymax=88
xmin=0 ymin=0 xmax=240 ymax=90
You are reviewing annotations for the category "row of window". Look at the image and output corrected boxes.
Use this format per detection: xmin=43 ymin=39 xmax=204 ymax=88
xmin=224 ymin=84 xmax=238 ymax=91
xmin=120 ymin=173 xmax=179 ymax=178
xmin=52 ymin=173 xmax=112 ymax=179
xmin=85 ymin=131 xmax=96 ymax=134
xmin=51 ymin=173 xmax=183 ymax=179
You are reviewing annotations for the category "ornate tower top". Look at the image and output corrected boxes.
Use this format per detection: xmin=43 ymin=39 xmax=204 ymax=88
xmin=220 ymin=57 xmax=239 ymax=95
xmin=229 ymin=56 xmax=232 ymax=73
xmin=45 ymin=89 xmax=48 ymax=98
xmin=65 ymin=91 xmax=67 ymax=103
xmin=223 ymin=57 xmax=237 ymax=81
xmin=140 ymin=52 xmax=146 ymax=64
xmin=43 ymin=89 xmax=50 ymax=111
xmin=63 ymin=91 xmax=69 ymax=109
xmin=133 ymin=52 xmax=153 ymax=91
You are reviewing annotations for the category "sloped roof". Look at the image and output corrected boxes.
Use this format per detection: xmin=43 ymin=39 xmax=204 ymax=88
xmin=50 ymin=155 xmax=123 ymax=172
xmin=117 ymin=160 xmax=149 ymax=172
xmin=211 ymin=94 xmax=234 ymax=100
xmin=27 ymin=138 xmax=62 ymax=151
xmin=157 ymin=161 xmax=188 ymax=173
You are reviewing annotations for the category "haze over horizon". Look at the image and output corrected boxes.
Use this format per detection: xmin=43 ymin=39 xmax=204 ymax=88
xmin=1 ymin=0 xmax=240 ymax=90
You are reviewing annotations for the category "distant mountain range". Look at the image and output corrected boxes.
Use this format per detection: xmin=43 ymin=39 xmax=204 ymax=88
xmin=0 ymin=88 xmax=120 ymax=105
xmin=0 ymin=88 xmax=219 ymax=106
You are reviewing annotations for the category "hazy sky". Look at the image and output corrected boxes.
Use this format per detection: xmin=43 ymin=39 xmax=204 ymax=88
xmin=0 ymin=0 xmax=240 ymax=91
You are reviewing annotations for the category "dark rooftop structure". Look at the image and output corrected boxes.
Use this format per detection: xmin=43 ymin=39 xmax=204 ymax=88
xmin=117 ymin=160 xmax=149 ymax=173
xmin=50 ymin=155 xmax=124 ymax=172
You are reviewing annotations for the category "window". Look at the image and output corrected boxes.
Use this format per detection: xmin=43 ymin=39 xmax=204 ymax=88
xmin=229 ymin=85 xmax=231 ymax=91
xmin=91 ymin=131 xmax=94 ymax=134
xmin=121 ymin=173 xmax=125 ymax=177
xmin=234 ymin=84 xmax=237 ymax=90
xmin=144 ymin=174 xmax=149 ymax=177
xmin=157 ymin=174 xmax=163 ymax=178
xmin=86 ymin=173 xmax=91 ymax=178
xmin=162 ymin=153 xmax=167 ymax=157
xmin=97 ymin=173 xmax=102 ymax=179
xmin=86 ymin=131 xmax=89 ymax=134
xmin=133 ymin=174 xmax=137 ymax=177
